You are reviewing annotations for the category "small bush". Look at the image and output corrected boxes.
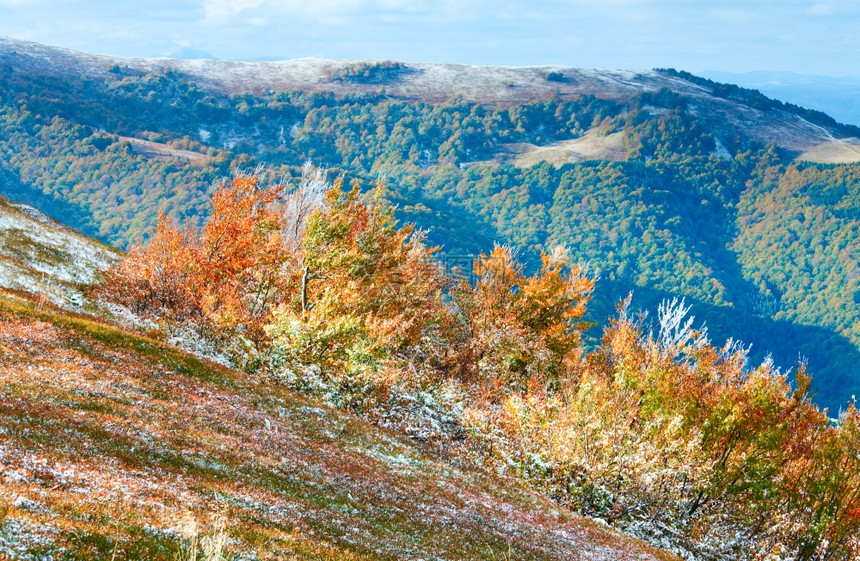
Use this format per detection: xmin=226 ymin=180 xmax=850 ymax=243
xmin=331 ymin=61 xmax=415 ymax=85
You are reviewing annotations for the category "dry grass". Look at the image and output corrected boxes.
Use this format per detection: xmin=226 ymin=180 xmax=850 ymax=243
xmin=499 ymin=130 xmax=628 ymax=168
xmin=797 ymin=138 xmax=860 ymax=163
xmin=116 ymin=136 xmax=212 ymax=162
xmin=173 ymin=512 xmax=230 ymax=561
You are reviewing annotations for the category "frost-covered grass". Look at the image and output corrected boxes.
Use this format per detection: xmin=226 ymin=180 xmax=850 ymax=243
xmin=0 ymin=291 xmax=677 ymax=560
xmin=0 ymin=197 xmax=121 ymax=312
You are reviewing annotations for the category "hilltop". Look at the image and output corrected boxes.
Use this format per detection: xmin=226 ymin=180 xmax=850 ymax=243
xmin=0 ymin=195 xmax=119 ymax=310
xmin=2 ymin=37 xmax=858 ymax=163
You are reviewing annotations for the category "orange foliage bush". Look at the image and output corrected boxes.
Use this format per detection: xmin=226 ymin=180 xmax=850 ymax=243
xmin=101 ymin=212 xmax=200 ymax=324
xmin=100 ymin=171 xmax=303 ymax=358
xmin=470 ymin=296 xmax=860 ymax=559
xmin=455 ymin=245 xmax=593 ymax=395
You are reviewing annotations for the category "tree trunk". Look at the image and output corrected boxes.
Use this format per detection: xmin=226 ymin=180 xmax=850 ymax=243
xmin=300 ymin=260 xmax=327 ymax=312
xmin=301 ymin=264 xmax=311 ymax=312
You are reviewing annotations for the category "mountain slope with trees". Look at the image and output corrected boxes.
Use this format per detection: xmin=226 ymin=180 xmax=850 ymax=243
xmin=0 ymin=38 xmax=857 ymax=412
xmin=0 ymin=143 xmax=858 ymax=559
xmin=86 ymin=170 xmax=860 ymax=560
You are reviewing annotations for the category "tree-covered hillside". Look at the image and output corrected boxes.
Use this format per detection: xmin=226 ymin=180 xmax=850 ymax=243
xmin=0 ymin=53 xmax=857 ymax=411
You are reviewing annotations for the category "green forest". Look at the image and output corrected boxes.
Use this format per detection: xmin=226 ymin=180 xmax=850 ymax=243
xmin=0 ymin=61 xmax=857 ymax=411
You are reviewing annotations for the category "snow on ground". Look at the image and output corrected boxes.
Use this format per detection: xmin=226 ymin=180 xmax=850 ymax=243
xmin=0 ymin=198 xmax=120 ymax=308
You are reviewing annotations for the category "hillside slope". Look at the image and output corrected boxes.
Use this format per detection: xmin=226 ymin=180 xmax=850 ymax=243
xmin=0 ymin=37 xmax=857 ymax=412
xmin=0 ymin=292 xmax=675 ymax=560
xmin=0 ymin=196 xmax=120 ymax=310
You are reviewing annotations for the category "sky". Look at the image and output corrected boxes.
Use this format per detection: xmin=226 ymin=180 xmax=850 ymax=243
xmin=1 ymin=0 xmax=858 ymax=77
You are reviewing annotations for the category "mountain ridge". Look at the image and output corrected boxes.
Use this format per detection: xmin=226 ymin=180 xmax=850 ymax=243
xmin=1 ymin=36 xmax=858 ymax=163
xmin=701 ymin=70 xmax=860 ymax=128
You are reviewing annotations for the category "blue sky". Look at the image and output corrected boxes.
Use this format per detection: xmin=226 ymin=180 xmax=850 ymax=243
xmin=1 ymin=0 xmax=858 ymax=76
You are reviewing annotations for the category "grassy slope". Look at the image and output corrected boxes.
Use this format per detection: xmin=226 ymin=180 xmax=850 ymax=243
xmin=0 ymin=292 xmax=677 ymax=561
xmin=0 ymin=195 xmax=121 ymax=312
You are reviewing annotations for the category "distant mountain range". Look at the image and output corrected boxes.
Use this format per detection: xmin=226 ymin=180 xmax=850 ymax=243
xmin=2 ymin=37 xmax=857 ymax=161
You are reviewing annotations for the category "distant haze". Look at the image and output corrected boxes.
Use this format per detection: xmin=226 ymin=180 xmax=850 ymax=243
xmin=0 ymin=1 xmax=859 ymax=77
xmin=701 ymin=71 xmax=860 ymax=128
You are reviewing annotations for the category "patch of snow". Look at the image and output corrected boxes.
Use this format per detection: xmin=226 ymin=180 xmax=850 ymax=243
xmin=0 ymin=517 xmax=60 ymax=561
xmin=11 ymin=497 xmax=43 ymax=512
xmin=712 ymin=137 xmax=733 ymax=160
xmin=0 ymin=201 xmax=119 ymax=308
xmin=8 ymin=203 xmax=53 ymax=225
xmin=166 ymin=325 xmax=233 ymax=367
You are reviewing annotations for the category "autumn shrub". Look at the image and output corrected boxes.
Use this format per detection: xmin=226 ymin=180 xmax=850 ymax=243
xmin=465 ymin=296 xmax=860 ymax=560
xmin=101 ymin=213 xmax=202 ymax=327
xmin=99 ymin=164 xmax=329 ymax=367
xmin=268 ymin=182 xmax=452 ymax=371
xmin=454 ymin=245 xmax=593 ymax=396
xmin=264 ymin=180 xmax=467 ymax=426
xmin=101 ymin=163 xmax=464 ymax=430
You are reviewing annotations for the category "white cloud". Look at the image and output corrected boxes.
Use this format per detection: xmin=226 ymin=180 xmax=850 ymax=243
xmin=203 ymin=0 xmax=264 ymax=21
xmin=200 ymin=0 xmax=476 ymax=25
xmin=807 ymin=3 xmax=835 ymax=15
